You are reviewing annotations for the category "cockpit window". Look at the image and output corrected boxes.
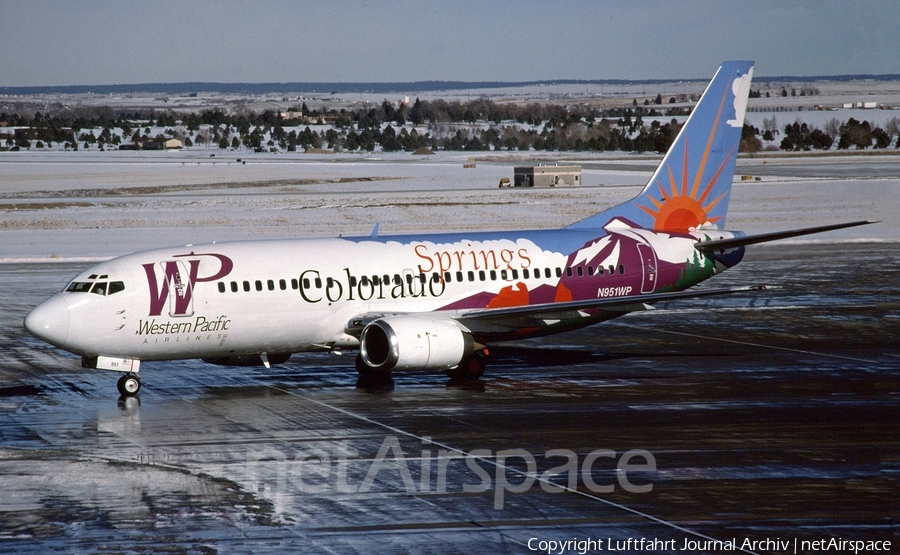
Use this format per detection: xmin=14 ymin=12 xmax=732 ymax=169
xmin=66 ymin=282 xmax=93 ymax=293
xmin=65 ymin=280 xmax=125 ymax=296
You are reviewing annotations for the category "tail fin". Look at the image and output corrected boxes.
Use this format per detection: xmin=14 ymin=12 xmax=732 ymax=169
xmin=568 ymin=60 xmax=754 ymax=232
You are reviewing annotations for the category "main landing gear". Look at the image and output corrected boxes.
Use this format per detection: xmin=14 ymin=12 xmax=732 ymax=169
xmin=117 ymin=373 xmax=142 ymax=397
xmin=445 ymin=351 xmax=486 ymax=381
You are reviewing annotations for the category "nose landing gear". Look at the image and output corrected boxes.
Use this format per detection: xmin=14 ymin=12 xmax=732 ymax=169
xmin=117 ymin=373 xmax=142 ymax=397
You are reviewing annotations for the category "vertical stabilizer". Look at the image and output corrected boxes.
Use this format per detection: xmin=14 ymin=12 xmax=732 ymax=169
xmin=568 ymin=61 xmax=754 ymax=232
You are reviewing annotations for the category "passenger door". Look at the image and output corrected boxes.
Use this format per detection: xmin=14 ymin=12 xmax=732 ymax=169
xmin=637 ymin=243 xmax=658 ymax=294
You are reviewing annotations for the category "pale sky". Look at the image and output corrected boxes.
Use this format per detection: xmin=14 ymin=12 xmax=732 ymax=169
xmin=2 ymin=0 xmax=899 ymax=87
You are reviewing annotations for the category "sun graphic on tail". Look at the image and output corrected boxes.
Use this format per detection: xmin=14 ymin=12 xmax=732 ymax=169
xmin=637 ymin=136 xmax=735 ymax=232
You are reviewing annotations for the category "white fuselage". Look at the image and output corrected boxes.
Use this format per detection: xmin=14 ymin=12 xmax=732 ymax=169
xmin=25 ymin=227 xmax=731 ymax=363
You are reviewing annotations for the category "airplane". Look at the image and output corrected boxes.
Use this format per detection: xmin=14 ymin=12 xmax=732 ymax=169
xmin=24 ymin=61 xmax=874 ymax=397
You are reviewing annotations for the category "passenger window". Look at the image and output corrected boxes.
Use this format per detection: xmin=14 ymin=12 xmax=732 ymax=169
xmin=444 ymin=272 xmax=452 ymax=283
xmin=619 ymin=265 xmax=625 ymax=274
xmin=383 ymin=274 xmax=390 ymax=285
xmin=456 ymin=271 xmax=463 ymax=282
xmin=489 ymin=270 xmax=497 ymax=281
xmin=291 ymin=278 xmax=298 ymax=290
xmin=598 ymin=266 xmax=605 ymax=275
xmin=279 ymin=279 xmax=287 ymax=290
xmin=577 ymin=267 xmax=584 ymax=277
xmin=511 ymin=269 xmax=518 ymax=280
xmin=303 ymin=278 xmax=310 ymax=289
xmin=609 ymin=265 xmax=615 ymax=274
xmin=566 ymin=267 xmax=573 ymax=277
xmin=479 ymin=270 xmax=486 ymax=281
xmin=431 ymin=273 xmax=440 ymax=283
xmin=243 ymin=281 xmax=251 ymax=292
xmin=218 ymin=282 xmax=226 ymax=293
xmin=468 ymin=271 xmax=475 ymax=282
xmin=349 ymin=276 xmax=358 ymax=287
xmin=231 ymin=281 xmax=239 ymax=292
xmin=255 ymin=280 xmax=263 ymax=291
xmin=314 ymin=277 xmax=322 ymax=288
xmin=267 ymin=280 xmax=275 ymax=291
xmin=587 ymin=266 xmax=594 ymax=276
xmin=393 ymin=274 xmax=402 ymax=285
xmin=108 ymin=281 xmax=125 ymax=295
xmin=500 ymin=269 xmax=508 ymax=280
xmin=555 ymin=268 xmax=562 ymax=278
xmin=523 ymin=269 xmax=530 ymax=279
xmin=360 ymin=276 xmax=369 ymax=286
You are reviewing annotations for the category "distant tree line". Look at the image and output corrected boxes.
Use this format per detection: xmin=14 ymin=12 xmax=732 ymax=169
xmin=2 ymin=97 xmax=900 ymax=153
xmin=743 ymin=115 xmax=900 ymax=152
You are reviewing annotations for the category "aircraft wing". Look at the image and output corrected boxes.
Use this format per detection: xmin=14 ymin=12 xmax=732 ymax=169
xmin=694 ymin=220 xmax=877 ymax=252
xmin=345 ymin=285 xmax=768 ymax=339
xmin=457 ymin=285 xmax=767 ymax=320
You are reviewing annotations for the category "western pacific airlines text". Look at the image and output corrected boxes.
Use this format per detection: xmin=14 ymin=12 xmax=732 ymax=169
xmin=136 ymin=315 xmax=231 ymax=336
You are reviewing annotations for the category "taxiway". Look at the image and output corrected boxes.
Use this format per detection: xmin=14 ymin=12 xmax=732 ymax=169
xmin=1 ymin=243 xmax=897 ymax=553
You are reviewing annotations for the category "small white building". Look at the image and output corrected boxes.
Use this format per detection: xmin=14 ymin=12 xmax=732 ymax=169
xmin=513 ymin=165 xmax=582 ymax=188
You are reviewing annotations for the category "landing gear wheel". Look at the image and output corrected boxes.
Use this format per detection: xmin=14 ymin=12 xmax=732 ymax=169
xmin=117 ymin=373 xmax=141 ymax=397
xmin=446 ymin=352 xmax=485 ymax=380
xmin=355 ymin=354 xmax=392 ymax=381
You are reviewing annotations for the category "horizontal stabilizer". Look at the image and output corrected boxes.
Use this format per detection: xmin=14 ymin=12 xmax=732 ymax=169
xmin=695 ymin=220 xmax=878 ymax=252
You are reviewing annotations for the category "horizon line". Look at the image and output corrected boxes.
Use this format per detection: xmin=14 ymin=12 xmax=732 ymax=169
xmin=4 ymin=73 xmax=900 ymax=97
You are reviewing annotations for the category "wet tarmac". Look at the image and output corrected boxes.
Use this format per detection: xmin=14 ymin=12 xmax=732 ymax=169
xmin=1 ymin=243 xmax=898 ymax=554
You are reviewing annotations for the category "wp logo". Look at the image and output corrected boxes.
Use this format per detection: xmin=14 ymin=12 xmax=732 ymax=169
xmin=143 ymin=252 xmax=233 ymax=317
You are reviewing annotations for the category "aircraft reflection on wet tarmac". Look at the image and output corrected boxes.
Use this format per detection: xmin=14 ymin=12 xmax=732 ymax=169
xmin=1 ymin=243 xmax=898 ymax=553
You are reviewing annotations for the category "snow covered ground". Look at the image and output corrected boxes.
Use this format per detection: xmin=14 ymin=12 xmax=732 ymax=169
xmin=1 ymin=149 xmax=897 ymax=262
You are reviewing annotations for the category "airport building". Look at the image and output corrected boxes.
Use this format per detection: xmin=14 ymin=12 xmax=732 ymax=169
xmin=119 ymin=138 xmax=184 ymax=150
xmin=513 ymin=165 xmax=582 ymax=187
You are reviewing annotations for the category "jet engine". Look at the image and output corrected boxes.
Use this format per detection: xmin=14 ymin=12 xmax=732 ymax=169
xmin=358 ymin=316 xmax=474 ymax=372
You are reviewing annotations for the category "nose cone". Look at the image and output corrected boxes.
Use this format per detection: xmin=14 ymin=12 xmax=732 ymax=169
xmin=24 ymin=295 xmax=71 ymax=348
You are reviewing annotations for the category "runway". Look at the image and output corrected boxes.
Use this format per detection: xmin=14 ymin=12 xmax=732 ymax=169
xmin=1 ymin=242 xmax=898 ymax=553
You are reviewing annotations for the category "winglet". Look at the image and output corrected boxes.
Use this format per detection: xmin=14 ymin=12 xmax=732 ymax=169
xmin=370 ymin=223 xmax=380 ymax=238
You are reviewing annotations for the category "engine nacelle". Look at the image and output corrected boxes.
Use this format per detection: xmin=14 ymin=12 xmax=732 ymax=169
xmin=359 ymin=316 xmax=474 ymax=372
